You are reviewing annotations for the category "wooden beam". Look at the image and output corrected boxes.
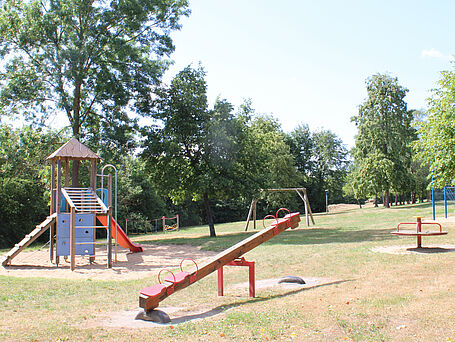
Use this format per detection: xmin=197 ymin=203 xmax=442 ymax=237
xmin=70 ymin=206 xmax=75 ymax=271
xmin=244 ymin=199 xmax=256 ymax=231
xmin=50 ymin=160 xmax=55 ymax=215
xmin=253 ymin=200 xmax=257 ymax=230
xmin=57 ymin=159 xmax=62 ymax=214
xmin=140 ymin=213 xmax=301 ymax=311
xmin=64 ymin=159 xmax=69 ymax=187
xmin=90 ymin=159 xmax=97 ymax=190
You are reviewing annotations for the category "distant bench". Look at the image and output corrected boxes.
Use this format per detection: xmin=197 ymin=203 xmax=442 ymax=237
xmin=391 ymin=216 xmax=447 ymax=248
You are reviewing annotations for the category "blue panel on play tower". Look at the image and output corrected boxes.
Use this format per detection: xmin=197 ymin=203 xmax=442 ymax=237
xmin=56 ymin=213 xmax=95 ymax=256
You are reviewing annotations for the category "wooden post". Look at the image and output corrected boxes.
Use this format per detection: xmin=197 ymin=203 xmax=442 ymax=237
xmin=296 ymin=189 xmax=315 ymax=226
xmin=244 ymin=199 xmax=255 ymax=231
xmin=64 ymin=159 xmax=69 ymax=212
xmin=64 ymin=159 xmax=69 ymax=187
xmin=303 ymin=189 xmax=315 ymax=224
xmin=50 ymin=160 xmax=55 ymax=215
xmin=57 ymin=159 xmax=62 ymax=214
xmin=50 ymin=160 xmax=55 ymax=263
xmin=49 ymin=221 xmax=55 ymax=264
xmin=90 ymin=159 xmax=97 ymax=264
xmin=70 ymin=206 xmax=76 ymax=271
xmin=253 ymin=200 xmax=257 ymax=230
xmin=90 ymin=159 xmax=97 ymax=190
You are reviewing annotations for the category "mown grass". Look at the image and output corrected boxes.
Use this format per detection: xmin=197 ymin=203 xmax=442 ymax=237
xmin=2 ymin=202 xmax=455 ymax=341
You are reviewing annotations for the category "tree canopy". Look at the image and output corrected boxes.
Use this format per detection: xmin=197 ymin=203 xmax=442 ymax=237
xmin=415 ymin=68 xmax=455 ymax=187
xmin=0 ymin=0 xmax=189 ymax=183
xmin=350 ymin=74 xmax=413 ymax=207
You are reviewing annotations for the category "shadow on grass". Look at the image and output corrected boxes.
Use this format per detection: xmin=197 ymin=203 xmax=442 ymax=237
xmin=137 ymin=227 xmax=397 ymax=252
xmin=169 ymin=278 xmax=353 ymax=324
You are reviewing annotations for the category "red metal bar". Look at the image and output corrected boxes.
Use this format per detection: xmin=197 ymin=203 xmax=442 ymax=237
xmin=217 ymin=268 xmax=224 ymax=296
xmin=217 ymin=257 xmax=255 ymax=298
xmin=416 ymin=217 xmax=422 ymax=248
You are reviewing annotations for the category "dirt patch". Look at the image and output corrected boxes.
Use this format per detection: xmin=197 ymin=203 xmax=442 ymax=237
xmin=328 ymin=202 xmax=374 ymax=213
xmin=91 ymin=276 xmax=338 ymax=328
xmin=0 ymin=244 xmax=216 ymax=280
xmin=371 ymin=244 xmax=455 ymax=255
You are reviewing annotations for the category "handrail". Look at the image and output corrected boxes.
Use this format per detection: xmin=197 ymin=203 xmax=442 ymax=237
xmin=397 ymin=221 xmax=442 ymax=232
xmin=60 ymin=188 xmax=76 ymax=209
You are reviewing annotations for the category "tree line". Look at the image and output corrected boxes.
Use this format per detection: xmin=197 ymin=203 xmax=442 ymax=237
xmin=1 ymin=0 xmax=453 ymax=245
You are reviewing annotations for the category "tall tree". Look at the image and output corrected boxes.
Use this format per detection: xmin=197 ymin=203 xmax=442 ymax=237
xmin=142 ymin=66 xmax=233 ymax=237
xmin=286 ymin=126 xmax=348 ymax=211
xmin=311 ymin=129 xmax=349 ymax=206
xmin=285 ymin=124 xmax=313 ymax=175
xmin=0 ymin=0 xmax=189 ymax=184
xmin=351 ymin=74 xmax=413 ymax=207
xmin=415 ymin=68 xmax=455 ymax=187
xmin=0 ymin=124 xmax=61 ymax=247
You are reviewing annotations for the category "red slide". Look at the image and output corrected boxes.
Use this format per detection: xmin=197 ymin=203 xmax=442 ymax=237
xmin=97 ymin=216 xmax=143 ymax=253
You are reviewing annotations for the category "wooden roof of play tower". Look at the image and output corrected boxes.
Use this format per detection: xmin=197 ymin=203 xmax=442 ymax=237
xmin=47 ymin=138 xmax=100 ymax=161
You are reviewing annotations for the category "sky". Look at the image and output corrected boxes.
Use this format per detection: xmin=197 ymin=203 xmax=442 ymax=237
xmin=163 ymin=0 xmax=455 ymax=148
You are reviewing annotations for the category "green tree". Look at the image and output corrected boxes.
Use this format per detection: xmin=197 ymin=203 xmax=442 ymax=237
xmin=286 ymin=126 xmax=348 ymax=211
xmin=285 ymin=124 xmax=313 ymax=175
xmin=141 ymin=66 xmax=232 ymax=237
xmin=0 ymin=0 xmax=189 ymax=184
xmin=0 ymin=125 xmax=61 ymax=247
xmin=311 ymin=129 xmax=349 ymax=206
xmin=415 ymin=68 xmax=455 ymax=187
xmin=351 ymin=74 xmax=413 ymax=207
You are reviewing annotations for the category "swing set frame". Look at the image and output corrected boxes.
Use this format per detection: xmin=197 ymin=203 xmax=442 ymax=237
xmin=244 ymin=188 xmax=315 ymax=231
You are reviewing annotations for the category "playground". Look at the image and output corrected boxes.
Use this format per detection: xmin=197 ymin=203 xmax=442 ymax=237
xmin=2 ymin=140 xmax=455 ymax=340
xmin=2 ymin=200 xmax=455 ymax=341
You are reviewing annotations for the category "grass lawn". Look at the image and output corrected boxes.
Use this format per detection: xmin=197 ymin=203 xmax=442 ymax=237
xmin=1 ymin=202 xmax=455 ymax=341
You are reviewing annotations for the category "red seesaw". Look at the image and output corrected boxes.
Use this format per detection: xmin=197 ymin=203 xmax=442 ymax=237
xmin=138 ymin=209 xmax=301 ymax=320
xmin=391 ymin=216 xmax=448 ymax=248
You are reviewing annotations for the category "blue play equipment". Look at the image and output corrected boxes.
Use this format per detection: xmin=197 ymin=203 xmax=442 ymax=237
xmin=56 ymin=213 xmax=95 ymax=256
xmin=431 ymin=183 xmax=455 ymax=219
xmin=443 ymin=186 xmax=455 ymax=218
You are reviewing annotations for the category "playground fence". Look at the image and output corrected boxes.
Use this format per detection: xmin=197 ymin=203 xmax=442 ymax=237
xmin=125 ymin=215 xmax=179 ymax=235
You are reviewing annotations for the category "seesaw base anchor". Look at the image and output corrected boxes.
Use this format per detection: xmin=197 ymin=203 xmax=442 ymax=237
xmin=135 ymin=309 xmax=171 ymax=323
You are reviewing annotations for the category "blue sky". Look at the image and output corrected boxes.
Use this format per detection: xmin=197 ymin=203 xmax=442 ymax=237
xmin=164 ymin=0 xmax=455 ymax=148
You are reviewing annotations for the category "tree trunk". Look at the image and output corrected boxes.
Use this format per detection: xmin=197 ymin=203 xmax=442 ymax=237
xmin=384 ymin=189 xmax=390 ymax=208
xmin=374 ymin=196 xmax=378 ymax=207
xmin=357 ymin=199 xmax=362 ymax=209
xmin=71 ymin=82 xmax=82 ymax=187
xmin=203 ymin=192 xmax=216 ymax=237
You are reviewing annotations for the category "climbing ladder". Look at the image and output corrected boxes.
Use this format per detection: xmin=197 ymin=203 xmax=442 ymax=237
xmin=61 ymin=188 xmax=107 ymax=214
xmin=1 ymin=213 xmax=58 ymax=266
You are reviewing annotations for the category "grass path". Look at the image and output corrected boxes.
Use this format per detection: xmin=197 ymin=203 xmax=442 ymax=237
xmin=1 ymin=203 xmax=455 ymax=341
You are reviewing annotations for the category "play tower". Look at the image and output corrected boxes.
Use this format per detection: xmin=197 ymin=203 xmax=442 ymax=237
xmin=1 ymin=138 xmax=142 ymax=270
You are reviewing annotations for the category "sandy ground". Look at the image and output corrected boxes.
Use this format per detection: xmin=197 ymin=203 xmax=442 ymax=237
xmin=91 ymin=276 xmax=337 ymax=328
xmin=0 ymin=244 xmax=217 ymax=280
xmin=371 ymin=244 xmax=455 ymax=255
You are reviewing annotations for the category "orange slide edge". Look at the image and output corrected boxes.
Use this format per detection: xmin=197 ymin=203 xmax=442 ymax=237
xmin=96 ymin=216 xmax=143 ymax=253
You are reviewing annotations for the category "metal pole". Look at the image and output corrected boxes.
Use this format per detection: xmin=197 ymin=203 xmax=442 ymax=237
xmin=325 ymin=189 xmax=328 ymax=213
xmin=416 ymin=217 xmax=422 ymax=248
xmin=432 ymin=173 xmax=435 ymax=220
xmin=444 ymin=186 xmax=448 ymax=219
